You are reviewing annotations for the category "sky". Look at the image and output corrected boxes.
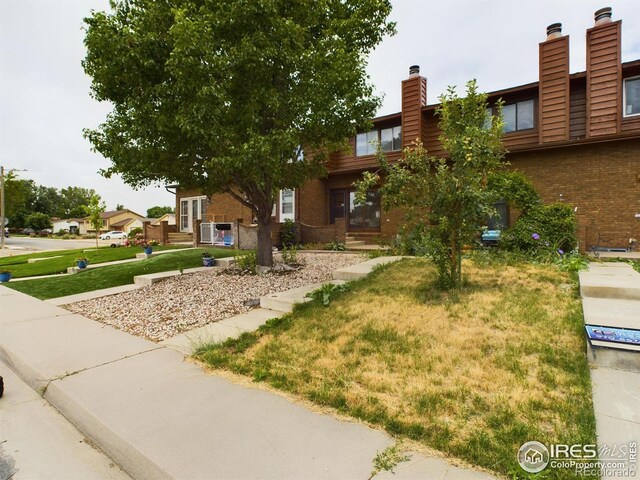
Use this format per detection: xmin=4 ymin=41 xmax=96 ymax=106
xmin=1 ymin=0 xmax=639 ymax=216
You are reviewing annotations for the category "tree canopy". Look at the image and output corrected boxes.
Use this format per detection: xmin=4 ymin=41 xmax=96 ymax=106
xmin=146 ymin=205 xmax=174 ymax=218
xmin=83 ymin=0 xmax=395 ymax=266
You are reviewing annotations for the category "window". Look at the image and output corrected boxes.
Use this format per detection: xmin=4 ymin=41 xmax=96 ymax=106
xmin=624 ymin=77 xmax=640 ymax=117
xmin=356 ymin=126 xmax=402 ymax=156
xmin=501 ymin=100 xmax=535 ymax=132
xmin=279 ymin=189 xmax=295 ymax=222
xmin=180 ymin=200 xmax=189 ymax=231
xmin=356 ymin=130 xmax=378 ymax=156
xmin=380 ymin=126 xmax=402 ymax=152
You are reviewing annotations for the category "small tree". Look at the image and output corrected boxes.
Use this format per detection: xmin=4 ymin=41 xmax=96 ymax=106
xmin=356 ymin=80 xmax=506 ymax=289
xmin=24 ymin=212 xmax=52 ymax=231
xmin=84 ymin=194 xmax=106 ymax=249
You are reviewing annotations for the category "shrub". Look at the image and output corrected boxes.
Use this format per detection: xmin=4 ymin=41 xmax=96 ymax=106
xmin=325 ymin=240 xmax=346 ymax=251
xmin=234 ymin=251 xmax=257 ymax=274
xmin=280 ymin=219 xmax=297 ymax=247
xmin=281 ymin=245 xmax=298 ymax=264
xmin=128 ymin=227 xmax=143 ymax=238
xmin=56 ymin=229 xmax=68 ymax=236
xmin=25 ymin=212 xmax=53 ymax=231
xmin=501 ymin=203 xmax=577 ymax=255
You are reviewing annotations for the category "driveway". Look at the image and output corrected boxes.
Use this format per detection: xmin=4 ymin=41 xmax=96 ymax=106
xmin=0 ymin=236 xmax=117 ymax=255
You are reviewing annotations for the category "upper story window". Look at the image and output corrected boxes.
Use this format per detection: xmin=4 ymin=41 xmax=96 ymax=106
xmin=624 ymin=76 xmax=640 ymax=117
xmin=502 ymin=99 xmax=535 ymax=133
xmin=356 ymin=126 xmax=402 ymax=156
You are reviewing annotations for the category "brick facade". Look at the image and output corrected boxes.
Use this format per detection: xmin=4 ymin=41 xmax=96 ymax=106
xmin=507 ymin=139 xmax=640 ymax=249
xmin=174 ymin=8 xmax=639 ymax=250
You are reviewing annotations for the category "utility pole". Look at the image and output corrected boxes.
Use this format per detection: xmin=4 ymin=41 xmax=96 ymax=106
xmin=1 ymin=165 xmax=5 ymax=250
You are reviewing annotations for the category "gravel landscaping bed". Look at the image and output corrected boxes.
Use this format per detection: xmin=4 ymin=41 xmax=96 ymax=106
xmin=64 ymin=252 xmax=364 ymax=341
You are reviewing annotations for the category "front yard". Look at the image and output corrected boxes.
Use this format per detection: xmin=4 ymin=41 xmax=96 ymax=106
xmin=0 ymin=245 xmax=183 ymax=278
xmin=5 ymin=248 xmax=231 ymax=299
xmin=195 ymin=257 xmax=596 ymax=479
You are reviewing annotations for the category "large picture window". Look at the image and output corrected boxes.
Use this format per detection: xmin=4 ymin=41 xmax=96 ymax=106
xmin=624 ymin=77 xmax=640 ymax=117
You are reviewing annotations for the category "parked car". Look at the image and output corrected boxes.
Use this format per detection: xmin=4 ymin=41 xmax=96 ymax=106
xmin=21 ymin=228 xmax=35 ymax=235
xmin=99 ymin=231 xmax=128 ymax=240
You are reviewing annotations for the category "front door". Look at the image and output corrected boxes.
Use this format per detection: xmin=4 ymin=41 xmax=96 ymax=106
xmin=330 ymin=189 xmax=380 ymax=231
xmin=180 ymin=196 xmax=207 ymax=233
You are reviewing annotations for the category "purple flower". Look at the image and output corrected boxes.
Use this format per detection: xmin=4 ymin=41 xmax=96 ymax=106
xmin=531 ymin=233 xmax=540 ymax=240
xmin=558 ymin=249 xmax=564 ymax=255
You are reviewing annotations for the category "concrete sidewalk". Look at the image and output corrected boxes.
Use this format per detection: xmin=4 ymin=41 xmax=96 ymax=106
xmin=579 ymin=262 xmax=640 ymax=480
xmin=0 ymin=284 xmax=494 ymax=480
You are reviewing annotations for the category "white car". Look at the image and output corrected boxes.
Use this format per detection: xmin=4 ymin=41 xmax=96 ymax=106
xmin=99 ymin=231 xmax=128 ymax=240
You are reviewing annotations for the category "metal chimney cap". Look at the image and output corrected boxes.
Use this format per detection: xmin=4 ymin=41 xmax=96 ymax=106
xmin=409 ymin=65 xmax=420 ymax=76
xmin=594 ymin=7 xmax=612 ymax=25
xmin=546 ymin=23 xmax=562 ymax=39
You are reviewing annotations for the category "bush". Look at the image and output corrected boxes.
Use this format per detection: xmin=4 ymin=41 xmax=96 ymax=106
xmin=25 ymin=212 xmax=53 ymax=231
xmin=281 ymin=245 xmax=299 ymax=264
xmin=56 ymin=229 xmax=68 ymax=236
xmin=234 ymin=251 xmax=257 ymax=274
xmin=325 ymin=240 xmax=346 ymax=251
xmin=280 ymin=219 xmax=297 ymax=247
xmin=128 ymin=227 xmax=143 ymax=238
xmin=501 ymin=203 xmax=577 ymax=255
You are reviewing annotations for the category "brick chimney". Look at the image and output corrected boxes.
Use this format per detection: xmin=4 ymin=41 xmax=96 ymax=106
xmin=586 ymin=7 xmax=622 ymax=137
xmin=401 ymin=65 xmax=427 ymax=148
xmin=539 ymin=23 xmax=570 ymax=143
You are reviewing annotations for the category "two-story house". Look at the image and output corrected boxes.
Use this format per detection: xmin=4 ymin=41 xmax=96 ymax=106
xmin=176 ymin=7 xmax=639 ymax=251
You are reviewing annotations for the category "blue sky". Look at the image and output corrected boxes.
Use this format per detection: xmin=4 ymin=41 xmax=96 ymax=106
xmin=1 ymin=0 xmax=638 ymax=215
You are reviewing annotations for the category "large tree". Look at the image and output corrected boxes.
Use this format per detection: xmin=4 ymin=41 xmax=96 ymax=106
xmin=60 ymin=186 xmax=97 ymax=218
xmin=83 ymin=0 xmax=395 ymax=267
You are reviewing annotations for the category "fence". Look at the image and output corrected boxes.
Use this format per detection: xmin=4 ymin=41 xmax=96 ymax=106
xmin=200 ymin=222 xmax=235 ymax=246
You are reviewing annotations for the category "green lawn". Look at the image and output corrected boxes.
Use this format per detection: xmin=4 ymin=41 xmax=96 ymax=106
xmin=195 ymin=258 xmax=595 ymax=479
xmin=0 ymin=245 xmax=183 ymax=278
xmin=5 ymin=248 xmax=234 ymax=299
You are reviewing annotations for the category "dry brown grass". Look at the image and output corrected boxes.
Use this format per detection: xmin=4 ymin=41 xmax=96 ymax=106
xmin=196 ymin=258 xmax=595 ymax=478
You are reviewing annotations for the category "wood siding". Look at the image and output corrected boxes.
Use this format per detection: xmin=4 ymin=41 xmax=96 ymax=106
xmin=586 ymin=21 xmax=622 ymax=137
xmin=539 ymin=36 xmax=570 ymax=143
xmin=570 ymin=81 xmax=587 ymax=139
xmin=401 ymin=76 xmax=427 ymax=147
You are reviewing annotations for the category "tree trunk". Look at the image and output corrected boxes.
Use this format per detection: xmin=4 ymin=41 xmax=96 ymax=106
xmin=256 ymin=214 xmax=273 ymax=267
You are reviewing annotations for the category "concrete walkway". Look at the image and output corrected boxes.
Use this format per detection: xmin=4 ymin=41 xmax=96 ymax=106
xmin=0 ymin=263 xmax=495 ymax=479
xmin=579 ymin=262 xmax=640 ymax=479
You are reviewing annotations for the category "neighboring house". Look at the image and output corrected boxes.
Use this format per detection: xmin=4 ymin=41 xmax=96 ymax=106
xmin=51 ymin=218 xmax=85 ymax=234
xmin=152 ymin=213 xmax=176 ymax=226
xmin=86 ymin=209 xmax=146 ymax=233
xmin=175 ymin=7 xmax=639 ymax=250
xmin=110 ymin=216 xmax=153 ymax=234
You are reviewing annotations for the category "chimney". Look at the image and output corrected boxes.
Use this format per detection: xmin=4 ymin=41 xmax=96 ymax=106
xmin=401 ymin=65 xmax=427 ymax=148
xmin=586 ymin=7 xmax=621 ymax=137
xmin=594 ymin=7 xmax=612 ymax=26
xmin=539 ymin=23 xmax=570 ymax=143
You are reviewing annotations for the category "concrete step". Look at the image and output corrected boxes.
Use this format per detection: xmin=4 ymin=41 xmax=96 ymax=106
xmin=332 ymin=256 xmax=407 ymax=281
xmin=579 ymin=265 xmax=640 ymax=301
xmin=260 ymin=280 xmax=345 ymax=313
xmin=167 ymin=233 xmax=193 ymax=242
xmin=345 ymin=240 xmax=366 ymax=247
xmin=133 ymin=270 xmax=182 ymax=286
